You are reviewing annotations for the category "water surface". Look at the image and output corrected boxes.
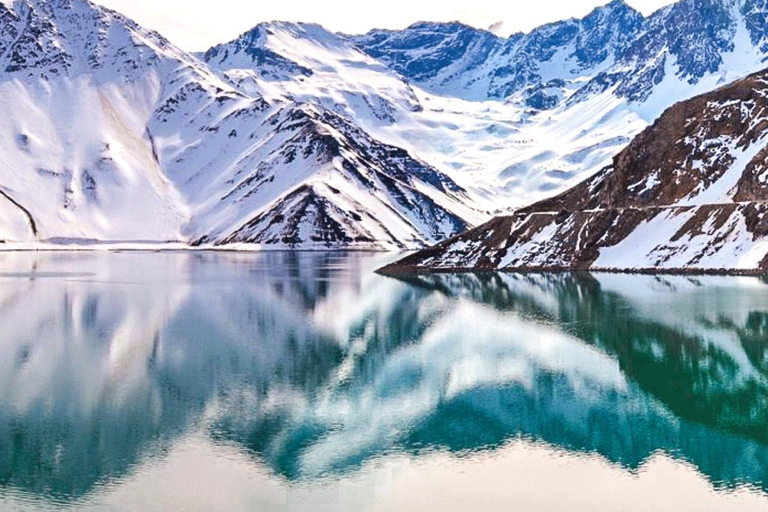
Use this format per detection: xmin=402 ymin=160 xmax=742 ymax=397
xmin=0 ymin=251 xmax=767 ymax=511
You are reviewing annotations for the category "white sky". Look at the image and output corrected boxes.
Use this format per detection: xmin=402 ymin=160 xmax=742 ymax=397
xmin=94 ymin=0 xmax=675 ymax=51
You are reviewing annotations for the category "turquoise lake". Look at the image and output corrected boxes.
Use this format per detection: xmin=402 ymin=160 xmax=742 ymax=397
xmin=0 ymin=251 xmax=767 ymax=511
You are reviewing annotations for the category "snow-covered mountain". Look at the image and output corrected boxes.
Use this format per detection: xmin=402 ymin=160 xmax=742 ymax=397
xmin=187 ymin=103 xmax=473 ymax=249
xmin=381 ymin=67 xmax=768 ymax=273
xmin=0 ymin=0 xmax=210 ymax=243
xmin=203 ymin=0 xmax=768 ymax=223
xmin=0 ymin=0 xmax=476 ymax=250
xmin=3 ymin=0 xmax=768 ymax=250
xmin=179 ymin=0 xmax=768 ymax=233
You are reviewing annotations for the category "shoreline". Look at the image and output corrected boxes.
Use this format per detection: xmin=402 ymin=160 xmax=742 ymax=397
xmin=0 ymin=242 xmax=395 ymax=254
xmin=376 ymin=264 xmax=768 ymax=278
xmin=4 ymin=245 xmax=765 ymax=277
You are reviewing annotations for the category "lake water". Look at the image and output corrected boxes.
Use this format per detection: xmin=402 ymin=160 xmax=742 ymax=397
xmin=0 ymin=251 xmax=767 ymax=511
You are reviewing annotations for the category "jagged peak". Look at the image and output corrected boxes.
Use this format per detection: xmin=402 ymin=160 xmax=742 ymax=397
xmin=601 ymin=0 xmax=638 ymax=13
xmin=4 ymin=0 xmax=99 ymax=15
xmin=206 ymin=19 xmax=358 ymax=67
xmin=225 ymin=20 xmax=341 ymax=47
xmin=256 ymin=20 xmax=324 ymax=32
xmin=519 ymin=0 xmax=642 ymax=38
xmin=405 ymin=20 xmax=495 ymax=35
xmin=361 ymin=5 xmax=639 ymax=42
xmin=584 ymin=0 xmax=644 ymax=21
xmin=0 ymin=0 xmax=174 ymax=49
xmin=0 ymin=0 xmax=232 ymax=96
xmin=353 ymin=20 xmax=500 ymax=43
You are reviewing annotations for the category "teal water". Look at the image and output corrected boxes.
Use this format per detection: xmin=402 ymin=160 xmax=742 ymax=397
xmin=0 ymin=251 xmax=767 ymax=511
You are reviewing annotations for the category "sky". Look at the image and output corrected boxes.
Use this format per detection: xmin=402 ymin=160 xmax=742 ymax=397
xmin=94 ymin=0 xmax=675 ymax=51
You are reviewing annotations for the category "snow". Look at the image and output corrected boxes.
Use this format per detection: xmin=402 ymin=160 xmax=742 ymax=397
xmin=739 ymin=238 xmax=768 ymax=269
xmin=593 ymin=209 xmax=690 ymax=268
xmin=592 ymin=204 xmax=768 ymax=270
xmin=628 ymin=170 xmax=661 ymax=194
xmin=630 ymin=1 xmax=768 ymax=123
xmin=498 ymin=217 xmax=560 ymax=268
xmin=0 ymin=194 xmax=32 ymax=241
xmin=0 ymin=1 xmax=478 ymax=250
xmin=0 ymin=76 xmax=190 ymax=241
xmin=204 ymin=18 xmax=658 ymax=216
xmin=589 ymin=123 xmax=768 ymax=271
xmin=678 ymin=136 xmax=768 ymax=206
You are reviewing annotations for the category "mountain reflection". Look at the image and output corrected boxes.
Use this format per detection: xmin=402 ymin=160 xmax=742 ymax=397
xmin=0 ymin=252 xmax=767 ymax=503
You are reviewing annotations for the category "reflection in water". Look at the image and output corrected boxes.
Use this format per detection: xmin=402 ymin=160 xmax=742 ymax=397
xmin=0 ymin=252 xmax=767 ymax=509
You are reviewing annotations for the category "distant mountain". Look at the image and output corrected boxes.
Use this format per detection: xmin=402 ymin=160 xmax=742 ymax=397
xmin=381 ymin=67 xmax=768 ymax=273
xmin=199 ymin=0 xmax=768 ymax=232
xmin=351 ymin=0 xmax=768 ymax=109
xmin=203 ymin=21 xmax=424 ymax=122
xmin=205 ymin=1 xmax=768 ymax=225
xmin=591 ymin=0 xmax=768 ymax=102
xmin=351 ymin=0 xmax=644 ymax=104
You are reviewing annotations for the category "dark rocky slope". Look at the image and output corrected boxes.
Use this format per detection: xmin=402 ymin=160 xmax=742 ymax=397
xmin=382 ymin=68 xmax=768 ymax=274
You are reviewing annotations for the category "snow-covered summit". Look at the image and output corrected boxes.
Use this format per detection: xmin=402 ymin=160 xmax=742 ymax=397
xmin=203 ymin=19 xmax=424 ymax=123
xmin=0 ymin=0 xmax=239 ymax=243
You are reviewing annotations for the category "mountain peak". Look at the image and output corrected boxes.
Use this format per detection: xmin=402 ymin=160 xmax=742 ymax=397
xmin=603 ymin=0 xmax=633 ymax=11
xmin=214 ymin=19 xmax=351 ymax=58
xmin=588 ymin=0 xmax=643 ymax=19
xmin=247 ymin=20 xmax=324 ymax=36
xmin=204 ymin=19 xmax=362 ymax=80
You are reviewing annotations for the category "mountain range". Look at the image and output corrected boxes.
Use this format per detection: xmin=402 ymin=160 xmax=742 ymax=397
xmin=0 ymin=0 xmax=768 ymax=259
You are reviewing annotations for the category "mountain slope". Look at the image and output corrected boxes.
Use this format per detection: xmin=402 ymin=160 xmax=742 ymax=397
xmin=351 ymin=0 xmax=768 ymax=112
xmin=584 ymin=0 xmax=768 ymax=104
xmin=187 ymin=103 xmax=473 ymax=249
xmin=381 ymin=67 xmax=768 ymax=273
xmin=196 ymin=11 xmax=672 ymax=216
xmin=0 ymin=0 xmax=217 ymax=242
xmin=203 ymin=21 xmax=424 ymax=127
xmin=346 ymin=0 xmax=768 ymax=216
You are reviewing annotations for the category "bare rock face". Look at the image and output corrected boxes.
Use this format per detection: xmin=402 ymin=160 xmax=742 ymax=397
xmin=384 ymin=69 xmax=768 ymax=274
